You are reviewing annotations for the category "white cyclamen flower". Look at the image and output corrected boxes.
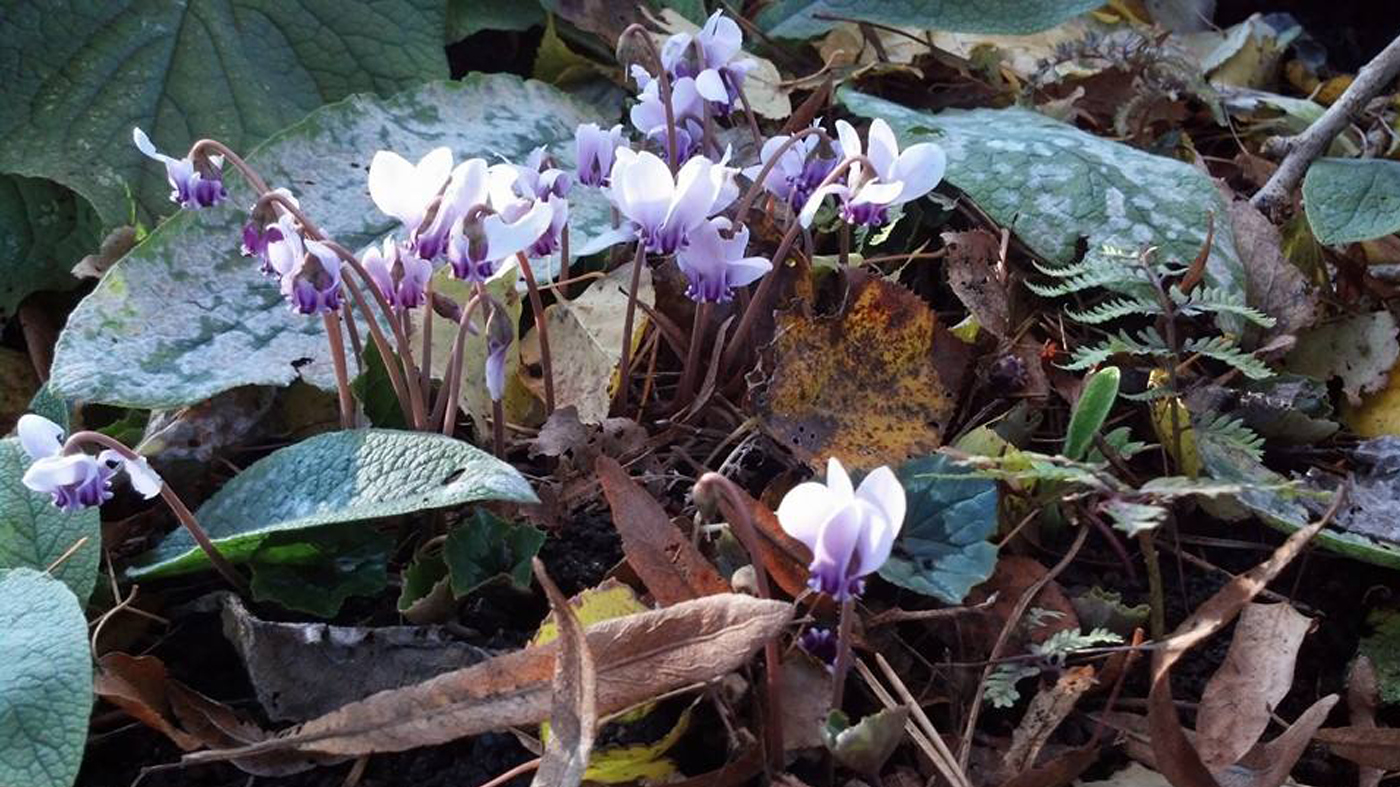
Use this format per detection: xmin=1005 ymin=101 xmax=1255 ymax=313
xmin=799 ymin=118 xmax=946 ymax=228
xmin=776 ymin=458 xmax=905 ymax=600
xmin=368 ymin=147 xmax=454 ymax=240
xmin=605 ymin=148 xmax=737 ymax=255
xmin=18 ymin=414 xmax=162 ymax=513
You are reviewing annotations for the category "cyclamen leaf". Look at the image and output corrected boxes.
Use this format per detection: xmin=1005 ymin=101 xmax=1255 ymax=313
xmin=0 ymin=175 xmax=100 ymax=323
xmin=758 ymin=0 xmax=1103 ymax=39
xmin=0 ymin=0 xmax=447 ymax=226
xmin=840 ymin=91 xmax=1245 ymax=308
xmin=50 ymin=75 xmax=616 ymax=410
xmin=0 ymin=437 xmax=100 ymax=602
xmin=879 ymin=454 xmax=999 ymax=604
xmin=131 ymin=429 xmax=537 ymax=579
xmin=1302 ymin=158 xmax=1400 ymax=245
xmin=0 ymin=568 xmax=92 ymax=787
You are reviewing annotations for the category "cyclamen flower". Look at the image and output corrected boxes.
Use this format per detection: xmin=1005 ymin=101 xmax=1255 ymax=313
xmin=527 ymin=196 xmax=569 ymax=258
xmin=661 ymin=11 xmax=755 ymax=114
xmin=494 ymin=154 xmax=571 ymax=259
xmin=368 ymin=147 xmax=454 ymax=245
xmin=363 ymin=237 xmax=432 ymax=311
xmin=605 ymin=149 xmax=737 ymax=255
xmin=798 ymin=627 xmax=838 ymax=670
xmin=445 ymin=200 xmax=554 ymax=283
xmin=132 ymin=128 xmax=226 ymax=209
xmin=676 ymin=217 xmax=770 ymax=303
xmin=18 ymin=414 xmax=162 ymax=513
xmin=799 ymin=119 xmax=946 ymax=228
xmin=482 ymin=298 xmax=514 ymax=403
xmin=282 ymin=239 xmax=344 ymax=315
xmin=515 ymin=148 xmax=572 ymax=201
xmin=575 ymin=123 xmax=625 ymax=187
xmin=776 ymin=458 xmax=905 ymax=600
xmin=241 ymin=189 xmax=299 ymax=266
xmin=417 ymin=158 xmax=490 ymax=262
xmin=743 ymin=131 xmax=839 ymax=210
xmin=630 ymin=72 xmax=705 ymax=162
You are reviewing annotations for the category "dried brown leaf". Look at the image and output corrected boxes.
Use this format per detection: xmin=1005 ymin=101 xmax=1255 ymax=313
xmin=1195 ymin=603 xmax=1313 ymax=769
xmin=1146 ymin=501 xmax=1337 ymax=787
xmin=1346 ymin=656 xmax=1383 ymax=787
xmin=1000 ymin=666 xmax=1097 ymax=778
xmin=183 ymin=593 xmax=792 ymax=763
xmin=1229 ymin=200 xmax=1318 ymax=340
xmin=94 ymin=653 xmax=204 ymax=752
xmin=943 ymin=230 xmax=1010 ymax=337
xmin=532 ymin=560 xmax=596 ymax=787
xmin=1312 ymin=726 xmax=1400 ymax=770
xmin=596 ymin=455 xmax=729 ymax=605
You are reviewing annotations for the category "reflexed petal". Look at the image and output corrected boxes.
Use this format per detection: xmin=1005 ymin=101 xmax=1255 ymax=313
xmin=850 ymin=180 xmax=904 ymax=207
xmin=104 ymin=450 xmax=163 ymax=498
xmin=890 ymin=143 xmax=947 ymax=205
xmin=855 ymin=465 xmax=906 ymax=537
xmin=416 ymin=147 xmax=455 ymax=194
xmin=131 ymin=127 xmax=177 ymax=165
xmin=810 ymin=504 xmax=862 ymax=588
xmin=695 ymin=69 xmax=729 ymax=103
xmin=701 ymin=11 xmax=743 ymax=63
xmin=726 ymin=257 xmax=771 ymax=288
xmin=825 ymin=457 xmax=854 ymax=502
xmin=361 ymin=244 xmax=393 ymax=301
xmin=22 ymin=454 xmax=93 ymax=493
xmin=17 ymin=414 xmax=65 ymax=460
xmin=798 ymin=182 xmax=849 ymax=227
xmin=368 ymin=151 xmax=423 ymax=226
xmin=617 ymin=151 xmax=674 ymax=230
xmin=484 ymin=201 xmax=554 ymax=260
xmin=853 ymin=504 xmax=898 ymax=576
xmin=835 ymin=120 xmax=862 ymax=162
xmin=776 ymin=481 xmax=838 ymax=549
xmin=664 ymin=156 xmax=722 ymax=233
xmin=661 ymin=31 xmax=693 ymax=71
xmin=865 ymin=118 xmax=899 ymax=180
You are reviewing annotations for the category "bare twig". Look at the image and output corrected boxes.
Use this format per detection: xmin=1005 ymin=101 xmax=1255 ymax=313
xmin=1252 ymin=32 xmax=1400 ymax=216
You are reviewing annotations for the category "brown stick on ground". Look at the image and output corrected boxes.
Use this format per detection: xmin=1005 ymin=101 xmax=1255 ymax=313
xmin=1251 ymin=32 xmax=1400 ymax=217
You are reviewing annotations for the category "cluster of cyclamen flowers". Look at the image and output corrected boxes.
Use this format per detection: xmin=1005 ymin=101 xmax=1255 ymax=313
xmin=130 ymin=9 xmax=947 ymax=406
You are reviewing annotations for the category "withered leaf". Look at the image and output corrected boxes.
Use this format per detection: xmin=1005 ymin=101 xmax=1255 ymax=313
xmin=757 ymin=271 xmax=956 ymax=471
xmin=532 ymin=560 xmax=596 ymax=787
xmin=1312 ymin=726 xmax=1400 ymax=770
xmin=1146 ymin=505 xmax=1336 ymax=787
xmin=1195 ymin=603 xmax=1313 ymax=769
xmin=1229 ymin=200 xmax=1317 ymax=341
xmin=596 ymin=455 xmax=729 ymax=605
xmin=1000 ymin=665 xmax=1097 ymax=779
xmin=943 ymin=229 xmax=1010 ymax=337
xmin=183 ymin=593 xmax=792 ymax=762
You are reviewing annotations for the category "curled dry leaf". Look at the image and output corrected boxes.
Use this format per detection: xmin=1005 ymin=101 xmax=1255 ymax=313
xmin=183 ymin=593 xmax=793 ymax=763
xmin=596 ymin=455 xmax=729 ymax=605
xmin=532 ymin=559 xmax=597 ymax=787
xmin=1311 ymin=726 xmax=1400 ymax=770
xmin=1195 ymin=603 xmax=1313 ymax=770
xmin=756 ymin=271 xmax=956 ymax=471
xmin=1346 ymin=656 xmax=1383 ymax=787
xmin=1228 ymin=200 xmax=1317 ymax=342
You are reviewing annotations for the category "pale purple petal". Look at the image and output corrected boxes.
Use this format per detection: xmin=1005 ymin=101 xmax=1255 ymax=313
xmin=17 ymin=414 xmax=64 ymax=461
xmin=826 ymin=457 xmax=855 ymax=502
xmin=695 ymin=68 xmax=729 ymax=103
xmin=726 ymin=257 xmax=771 ymax=288
xmin=798 ymin=182 xmax=850 ymax=227
xmin=776 ymin=481 xmax=839 ymax=551
xmin=865 ymin=118 xmax=899 ymax=180
xmin=855 ymin=466 xmax=905 ymax=537
xmin=889 ymin=142 xmax=947 ymax=205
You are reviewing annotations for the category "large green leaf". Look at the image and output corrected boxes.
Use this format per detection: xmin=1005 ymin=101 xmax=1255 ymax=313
xmin=0 ymin=0 xmax=446 ymax=226
xmin=758 ymin=0 xmax=1102 ymax=39
xmin=841 ymin=91 xmax=1245 ymax=301
xmin=0 ymin=175 xmax=101 ymax=322
xmin=249 ymin=528 xmax=393 ymax=618
xmin=0 ymin=438 xmax=100 ymax=603
xmin=131 ymin=429 xmax=538 ymax=578
xmin=447 ymin=0 xmax=544 ymax=41
xmin=878 ymin=454 xmax=999 ymax=604
xmin=0 ymin=568 xmax=92 ymax=787
xmin=1302 ymin=158 xmax=1400 ymax=245
xmin=50 ymin=75 xmax=616 ymax=409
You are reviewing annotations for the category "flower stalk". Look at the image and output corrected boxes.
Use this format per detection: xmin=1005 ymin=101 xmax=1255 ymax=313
xmin=515 ymin=252 xmax=555 ymax=414
xmin=615 ymin=239 xmax=649 ymax=413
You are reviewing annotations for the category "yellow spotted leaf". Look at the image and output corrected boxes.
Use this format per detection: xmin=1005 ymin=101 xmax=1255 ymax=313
xmin=757 ymin=272 xmax=955 ymax=471
xmin=1148 ymin=369 xmax=1200 ymax=478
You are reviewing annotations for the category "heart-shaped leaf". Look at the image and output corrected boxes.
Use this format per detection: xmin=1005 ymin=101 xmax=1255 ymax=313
xmin=878 ymin=454 xmax=999 ymax=604
xmin=757 ymin=0 xmax=1103 ymax=39
xmin=131 ymin=429 xmax=537 ymax=578
xmin=50 ymin=74 xmax=616 ymax=410
xmin=0 ymin=568 xmax=92 ymax=787
xmin=1302 ymin=158 xmax=1400 ymax=245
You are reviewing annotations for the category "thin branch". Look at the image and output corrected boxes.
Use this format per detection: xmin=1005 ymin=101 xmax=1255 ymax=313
xmin=1252 ymin=32 xmax=1400 ymax=216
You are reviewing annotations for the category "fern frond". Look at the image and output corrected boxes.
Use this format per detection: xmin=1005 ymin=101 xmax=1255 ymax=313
xmin=1181 ymin=336 xmax=1274 ymax=379
xmin=1193 ymin=412 xmax=1266 ymax=461
xmin=1062 ymin=328 xmax=1169 ymax=370
xmin=1067 ymin=296 xmax=1163 ymax=324
xmin=1172 ymin=286 xmax=1277 ymax=328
